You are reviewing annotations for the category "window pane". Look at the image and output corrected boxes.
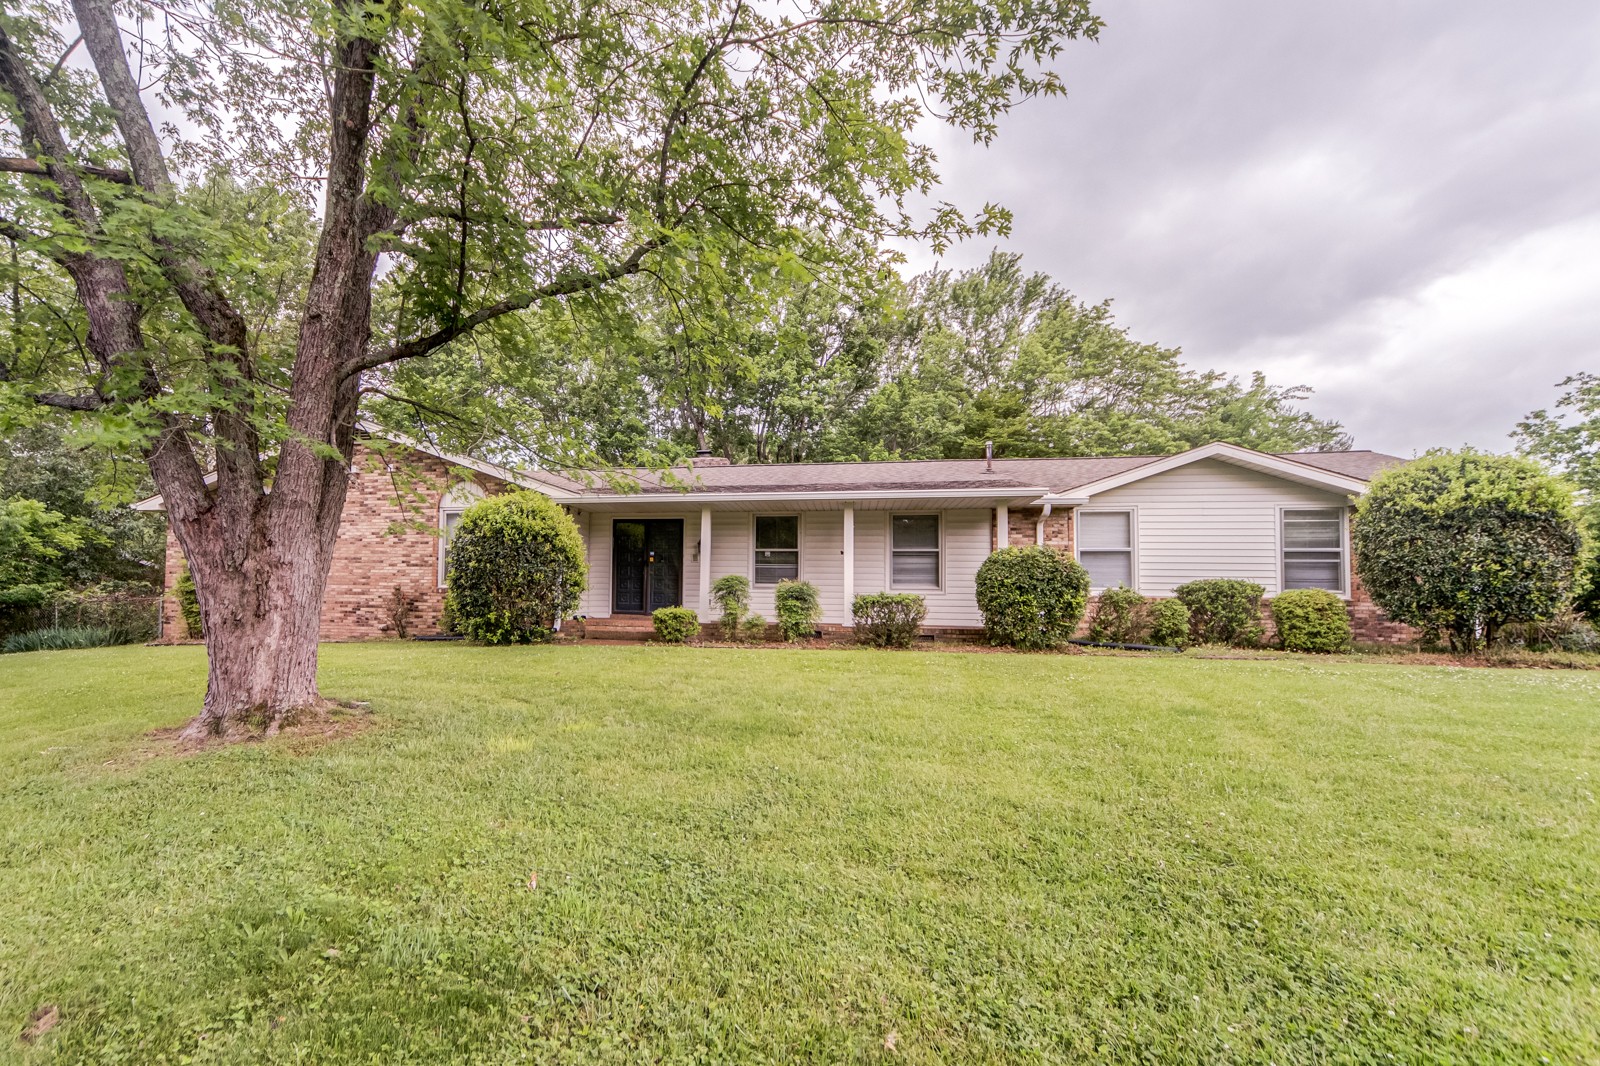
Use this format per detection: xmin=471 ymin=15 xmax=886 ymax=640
xmin=754 ymin=549 xmax=799 ymax=585
xmin=755 ymin=515 xmax=799 ymax=551
xmin=1080 ymin=550 xmax=1132 ymax=590
xmin=1283 ymin=509 xmax=1341 ymax=549
xmin=1284 ymin=552 xmax=1342 ymax=590
xmin=892 ymin=550 xmax=940 ymax=587
xmin=892 ymin=515 xmax=940 ymax=550
xmin=1078 ymin=511 xmax=1131 ymax=551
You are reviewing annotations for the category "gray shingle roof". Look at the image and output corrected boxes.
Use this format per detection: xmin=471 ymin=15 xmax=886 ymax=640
xmin=568 ymin=449 xmax=1404 ymax=495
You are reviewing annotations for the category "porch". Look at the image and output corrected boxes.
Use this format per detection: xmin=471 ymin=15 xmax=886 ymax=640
xmin=568 ymin=495 xmax=1050 ymax=629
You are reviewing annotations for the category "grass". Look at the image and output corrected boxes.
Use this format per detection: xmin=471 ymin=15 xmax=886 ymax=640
xmin=1 ymin=644 xmax=1597 ymax=1063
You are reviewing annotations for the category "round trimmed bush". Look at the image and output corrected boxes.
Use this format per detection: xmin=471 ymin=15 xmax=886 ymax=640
xmin=974 ymin=547 xmax=1089 ymax=650
xmin=1174 ymin=578 xmax=1265 ymax=647
xmin=1270 ymin=588 xmax=1351 ymax=653
xmin=1354 ymin=449 xmax=1582 ymax=651
xmin=443 ymin=491 xmax=587 ymax=645
xmin=852 ymin=592 xmax=927 ymax=648
xmin=652 ymin=606 xmax=700 ymax=643
xmin=1149 ymin=599 xmax=1192 ymax=648
xmin=1087 ymin=584 xmax=1148 ymax=644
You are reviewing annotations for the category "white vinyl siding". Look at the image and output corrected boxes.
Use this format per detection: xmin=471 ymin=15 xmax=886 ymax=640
xmin=1083 ymin=459 xmax=1352 ymax=597
xmin=1077 ymin=510 xmax=1134 ymax=591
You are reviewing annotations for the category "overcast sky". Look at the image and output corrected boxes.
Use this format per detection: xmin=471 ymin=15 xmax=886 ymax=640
xmin=898 ymin=0 xmax=1600 ymax=456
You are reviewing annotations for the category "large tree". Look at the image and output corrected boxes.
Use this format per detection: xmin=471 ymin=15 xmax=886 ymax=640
xmin=0 ymin=0 xmax=1101 ymax=735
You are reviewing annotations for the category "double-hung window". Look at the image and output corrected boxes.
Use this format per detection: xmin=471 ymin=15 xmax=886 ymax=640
xmin=891 ymin=514 xmax=941 ymax=588
xmin=1282 ymin=509 xmax=1345 ymax=591
xmin=1077 ymin=510 xmax=1134 ymax=590
xmin=754 ymin=515 xmax=800 ymax=584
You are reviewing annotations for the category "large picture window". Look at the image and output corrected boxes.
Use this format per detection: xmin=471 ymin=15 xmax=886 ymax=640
xmin=754 ymin=515 xmax=800 ymax=584
xmin=1282 ymin=509 xmax=1345 ymax=591
xmin=891 ymin=514 xmax=941 ymax=588
xmin=1077 ymin=510 xmax=1134 ymax=590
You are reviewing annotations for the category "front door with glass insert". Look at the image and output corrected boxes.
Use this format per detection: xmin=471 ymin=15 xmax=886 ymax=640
xmin=612 ymin=519 xmax=684 ymax=613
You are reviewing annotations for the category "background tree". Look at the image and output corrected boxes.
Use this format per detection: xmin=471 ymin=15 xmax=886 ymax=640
xmin=375 ymin=250 xmax=1350 ymax=466
xmin=0 ymin=0 xmax=1102 ymax=735
xmin=1353 ymin=450 xmax=1583 ymax=652
xmin=1515 ymin=373 xmax=1600 ymax=622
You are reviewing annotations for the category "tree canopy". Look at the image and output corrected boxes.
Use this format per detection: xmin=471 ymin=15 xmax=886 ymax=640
xmin=373 ymin=250 xmax=1352 ymax=465
xmin=1515 ymin=373 xmax=1600 ymax=620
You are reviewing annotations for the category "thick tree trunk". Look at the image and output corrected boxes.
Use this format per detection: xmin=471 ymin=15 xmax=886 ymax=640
xmin=172 ymin=382 xmax=359 ymax=740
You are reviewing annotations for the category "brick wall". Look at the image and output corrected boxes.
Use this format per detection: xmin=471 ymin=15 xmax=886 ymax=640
xmin=161 ymin=442 xmax=499 ymax=642
xmin=995 ymin=506 xmax=1074 ymax=552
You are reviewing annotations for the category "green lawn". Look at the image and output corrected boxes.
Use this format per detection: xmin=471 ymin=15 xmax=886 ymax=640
xmin=1 ymin=645 xmax=1597 ymax=1063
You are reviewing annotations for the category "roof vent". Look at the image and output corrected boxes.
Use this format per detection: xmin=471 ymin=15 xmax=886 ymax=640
xmin=985 ymin=440 xmax=994 ymax=473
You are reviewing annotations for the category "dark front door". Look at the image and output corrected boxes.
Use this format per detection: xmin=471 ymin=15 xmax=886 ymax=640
xmin=612 ymin=519 xmax=684 ymax=614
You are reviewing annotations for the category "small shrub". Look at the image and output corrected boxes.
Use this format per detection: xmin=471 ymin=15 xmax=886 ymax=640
xmin=852 ymin=593 xmax=927 ymax=648
xmin=1270 ymin=588 xmax=1351 ymax=653
xmin=974 ymin=546 xmax=1090 ymax=650
xmin=385 ymin=586 xmax=416 ymax=640
xmin=444 ymin=491 xmax=587 ymax=644
xmin=774 ymin=579 xmax=821 ymax=641
xmin=1175 ymin=579 xmax=1265 ymax=647
xmin=1148 ymin=599 xmax=1192 ymax=648
xmin=176 ymin=564 xmax=203 ymax=639
xmin=710 ymin=574 xmax=751 ymax=640
xmin=3 ymin=625 xmax=137 ymax=654
xmin=1502 ymin=609 xmax=1600 ymax=653
xmin=652 ymin=606 xmax=700 ymax=643
xmin=1087 ymin=585 xmax=1147 ymax=644
xmin=741 ymin=613 xmax=769 ymax=642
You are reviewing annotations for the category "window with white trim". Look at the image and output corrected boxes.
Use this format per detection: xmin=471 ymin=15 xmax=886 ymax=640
xmin=754 ymin=515 xmax=800 ymax=584
xmin=1077 ymin=510 xmax=1134 ymax=590
xmin=891 ymin=514 xmax=941 ymax=588
xmin=1282 ymin=508 xmax=1345 ymax=591
xmin=439 ymin=509 xmax=465 ymax=587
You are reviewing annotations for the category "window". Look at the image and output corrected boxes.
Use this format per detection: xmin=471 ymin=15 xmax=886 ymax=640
xmin=891 ymin=514 xmax=941 ymax=588
xmin=1077 ymin=510 xmax=1133 ymax=590
xmin=438 ymin=509 xmax=465 ymax=586
xmin=754 ymin=515 xmax=800 ymax=584
xmin=1282 ymin=508 xmax=1345 ymax=591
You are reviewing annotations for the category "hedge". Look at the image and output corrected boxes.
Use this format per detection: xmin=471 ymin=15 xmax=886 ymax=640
xmin=851 ymin=593 xmax=926 ymax=648
xmin=974 ymin=547 xmax=1089 ymax=650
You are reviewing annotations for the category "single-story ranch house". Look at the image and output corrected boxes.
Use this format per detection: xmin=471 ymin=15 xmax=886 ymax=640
xmin=136 ymin=434 xmax=1418 ymax=643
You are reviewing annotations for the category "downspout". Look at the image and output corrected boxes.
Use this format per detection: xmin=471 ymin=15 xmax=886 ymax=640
xmin=1035 ymin=502 xmax=1052 ymax=546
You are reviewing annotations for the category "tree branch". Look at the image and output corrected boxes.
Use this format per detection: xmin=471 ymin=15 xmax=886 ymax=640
xmin=32 ymin=390 xmax=104 ymax=411
xmin=0 ymin=156 xmax=132 ymax=184
xmin=348 ymin=235 xmax=668 ymax=376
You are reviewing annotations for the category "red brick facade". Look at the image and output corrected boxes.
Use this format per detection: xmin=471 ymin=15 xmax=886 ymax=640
xmin=161 ymin=443 xmax=499 ymax=641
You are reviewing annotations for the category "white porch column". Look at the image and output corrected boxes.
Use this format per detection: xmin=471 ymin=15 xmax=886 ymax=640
xmin=995 ymin=505 xmax=1009 ymax=550
xmin=698 ymin=506 xmax=713 ymax=620
xmin=842 ymin=504 xmax=855 ymax=618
